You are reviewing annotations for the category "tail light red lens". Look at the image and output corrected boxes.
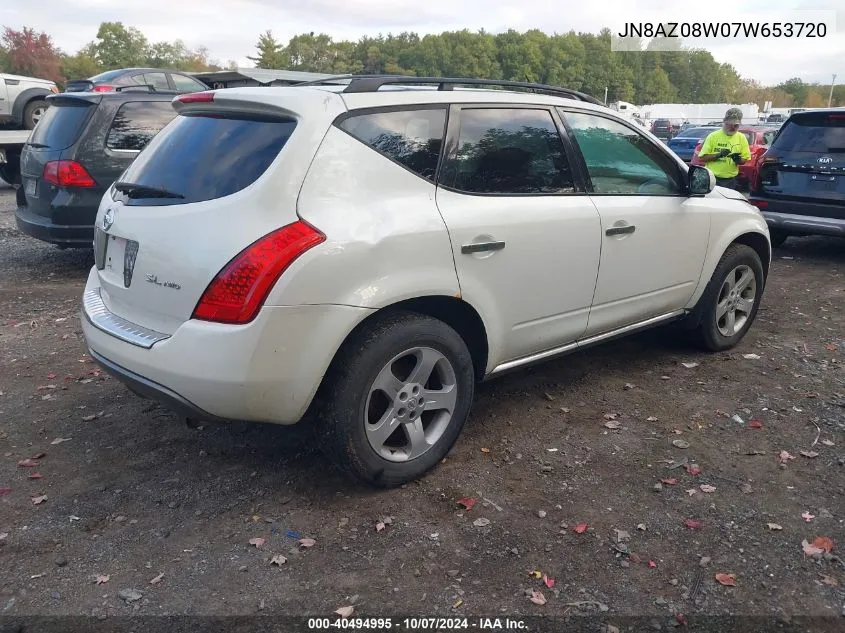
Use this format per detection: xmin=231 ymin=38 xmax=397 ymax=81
xmin=42 ymin=160 xmax=96 ymax=188
xmin=178 ymin=91 xmax=215 ymax=104
xmin=192 ymin=221 xmax=325 ymax=325
xmin=92 ymin=85 xmax=115 ymax=92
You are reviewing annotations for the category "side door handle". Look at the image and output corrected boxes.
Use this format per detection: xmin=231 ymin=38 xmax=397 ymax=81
xmin=461 ymin=241 xmax=506 ymax=254
xmin=605 ymin=225 xmax=636 ymax=236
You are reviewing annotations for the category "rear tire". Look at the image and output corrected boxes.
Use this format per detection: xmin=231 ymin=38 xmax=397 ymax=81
xmin=319 ymin=311 xmax=475 ymax=488
xmin=23 ymin=99 xmax=48 ymax=130
xmin=768 ymin=229 xmax=788 ymax=248
xmin=689 ymin=244 xmax=765 ymax=352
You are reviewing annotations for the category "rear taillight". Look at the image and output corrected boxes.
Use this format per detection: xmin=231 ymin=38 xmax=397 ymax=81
xmin=42 ymin=160 xmax=96 ymax=188
xmin=178 ymin=91 xmax=214 ymax=103
xmin=92 ymin=85 xmax=115 ymax=93
xmin=192 ymin=221 xmax=325 ymax=325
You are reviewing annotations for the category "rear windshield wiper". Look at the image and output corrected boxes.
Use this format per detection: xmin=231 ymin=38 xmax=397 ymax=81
xmin=114 ymin=182 xmax=184 ymax=199
xmin=826 ymin=147 xmax=845 ymax=153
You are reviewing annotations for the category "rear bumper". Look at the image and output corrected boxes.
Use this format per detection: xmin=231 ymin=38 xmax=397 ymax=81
xmin=752 ymin=197 xmax=845 ymax=237
xmin=15 ymin=205 xmax=93 ymax=246
xmin=81 ymin=269 xmax=372 ymax=424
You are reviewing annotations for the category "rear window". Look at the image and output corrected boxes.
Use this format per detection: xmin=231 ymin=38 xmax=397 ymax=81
xmin=772 ymin=113 xmax=845 ymax=153
xmin=28 ymin=101 xmax=93 ymax=150
xmin=89 ymin=69 xmax=129 ymax=82
xmin=115 ymin=113 xmax=296 ymax=205
xmin=107 ymin=101 xmax=176 ymax=151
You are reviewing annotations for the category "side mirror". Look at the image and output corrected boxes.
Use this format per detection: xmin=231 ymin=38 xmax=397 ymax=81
xmin=688 ymin=165 xmax=715 ymax=196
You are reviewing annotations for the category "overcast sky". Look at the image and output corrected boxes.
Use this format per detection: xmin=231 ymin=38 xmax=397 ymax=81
xmin=2 ymin=0 xmax=843 ymax=86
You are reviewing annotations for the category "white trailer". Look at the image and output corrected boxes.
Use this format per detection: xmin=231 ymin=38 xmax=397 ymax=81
xmin=0 ymin=129 xmax=30 ymax=186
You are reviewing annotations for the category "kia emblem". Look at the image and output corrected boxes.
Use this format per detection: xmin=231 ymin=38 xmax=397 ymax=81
xmin=817 ymin=156 xmax=833 ymax=164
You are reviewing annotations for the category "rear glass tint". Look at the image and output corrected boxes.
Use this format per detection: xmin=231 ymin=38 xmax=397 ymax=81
xmin=116 ymin=113 xmax=296 ymax=205
xmin=772 ymin=113 xmax=845 ymax=152
xmin=338 ymin=107 xmax=446 ymax=181
xmin=28 ymin=101 xmax=93 ymax=150
xmin=107 ymin=101 xmax=176 ymax=151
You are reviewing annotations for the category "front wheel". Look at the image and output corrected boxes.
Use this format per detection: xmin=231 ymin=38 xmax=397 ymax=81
xmin=690 ymin=244 xmax=765 ymax=352
xmin=319 ymin=312 xmax=475 ymax=488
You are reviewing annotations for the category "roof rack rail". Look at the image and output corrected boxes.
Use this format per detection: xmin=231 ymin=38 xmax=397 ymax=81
xmin=114 ymin=85 xmax=177 ymax=94
xmin=295 ymin=74 xmax=603 ymax=105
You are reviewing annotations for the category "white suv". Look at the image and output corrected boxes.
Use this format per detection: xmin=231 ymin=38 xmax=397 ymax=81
xmin=81 ymin=77 xmax=770 ymax=487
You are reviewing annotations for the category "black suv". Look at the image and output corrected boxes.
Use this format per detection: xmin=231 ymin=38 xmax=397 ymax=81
xmin=651 ymin=118 xmax=681 ymax=141
xmin=749 ymin=109 xmax=845 ymax=246
xmin=15 ymin=89 xmax=178 ymax=247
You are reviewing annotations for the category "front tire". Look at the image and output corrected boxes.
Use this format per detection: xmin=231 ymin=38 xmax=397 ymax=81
xmin=319 ymin=311 xmax=475 ymax=488
xmin=690 ymin=244 xmax=765 ymax=352
xmin=23 ymin=99 xmax=48 ymax=130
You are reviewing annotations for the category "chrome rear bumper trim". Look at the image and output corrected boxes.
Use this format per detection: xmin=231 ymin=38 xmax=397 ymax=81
xmin=82 ymin=288 xmax=170 ymax=349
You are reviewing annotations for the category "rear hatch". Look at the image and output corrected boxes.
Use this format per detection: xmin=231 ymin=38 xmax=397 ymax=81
xmin=92 ymin=88 xmax=344 ymax=335
xmin=756 ymin=111 xmax=845 ymax=216
xmin=19 ymin=94 xmax=99 ymax=216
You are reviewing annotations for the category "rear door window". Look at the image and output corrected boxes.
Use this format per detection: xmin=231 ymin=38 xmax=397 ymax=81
xmin=338 ymin=107 xmax=446 ymax=181
xmin=106 ymin=101 xmax=177 ymax=151
xmin=772 ymin=113 xmax=845 ymax=152
xmin=142 ymin=73 xmax=170 ymax=91
xmin=171 ymin=73 xmax=208 ymax=92
xmin=115 ymin=113 xmax=296 ymax=205
xmin=28 ymin=100 xmax=93 ymax=150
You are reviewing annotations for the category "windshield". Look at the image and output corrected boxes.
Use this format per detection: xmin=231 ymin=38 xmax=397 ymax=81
xmin=116 ymin=112 xmax=297 ymax=205
xmin=772 ymin=113 xmax=845 ymax=153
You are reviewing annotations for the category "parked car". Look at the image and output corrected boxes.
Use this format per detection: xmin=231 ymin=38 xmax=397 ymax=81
xmin=65 ymin=68 xmax=208 ymax=94
xmin=749 ymin=108 xmax=845 ymax=246
xmin=666 ymin=126 xmax=718 ymax=162
xmin=766 ymin=113 xmax=786 ymax=124
xmin=80 ymin=77 xmax=770 ymax=487
xmin=0 ymin=72 xmax=59 ymax=129
xmin=690 ymin=126 xmax=779 ymax=188
xmin=651 ymin=118 xmax=682 ymax=140
xmin=15 ymin=88 xmax=178 ymax=247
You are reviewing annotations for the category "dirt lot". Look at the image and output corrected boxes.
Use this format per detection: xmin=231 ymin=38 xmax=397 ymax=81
xmin=0 ymin=185 xmax=843 ymax=627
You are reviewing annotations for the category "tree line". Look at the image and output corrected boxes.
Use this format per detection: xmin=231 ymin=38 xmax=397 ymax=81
xmin=1 ymin=22 xmax=842 ymax=108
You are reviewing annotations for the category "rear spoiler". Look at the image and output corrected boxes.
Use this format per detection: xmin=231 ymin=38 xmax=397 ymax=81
xmin=46 ymin=92 xmax=103 ymax=106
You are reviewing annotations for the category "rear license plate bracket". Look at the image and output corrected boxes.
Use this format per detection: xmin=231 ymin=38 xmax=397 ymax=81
xmin=24 ymin=178 xmax=37 ymax=197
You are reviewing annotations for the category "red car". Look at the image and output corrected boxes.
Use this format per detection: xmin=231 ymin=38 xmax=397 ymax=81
xmin=690 ymin=127 xmax=779 ymax=188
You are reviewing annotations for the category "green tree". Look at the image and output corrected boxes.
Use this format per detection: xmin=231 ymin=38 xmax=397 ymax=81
xmin=91 ymin=22 xmax=148 ymax=69
xmin=248 ymin=30 xmax=285 ymax=69
xmin=640 ymin=67 xmax=677 ymax=103
xmin=777 ymin=77 xmax=809 ymax=106
xmin=60 ymin=46 xmax=101 ymax=81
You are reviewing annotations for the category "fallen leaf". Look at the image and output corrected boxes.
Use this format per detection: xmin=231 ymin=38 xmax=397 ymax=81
xmin=686 ymin=465 xmax=701 ymax=476
xmin=17 ymin=458 xmax=39 ymax=468
xmin=46 ymin=373 xmax=57 ymax=379
xmin=480 ymin=447 xmax=491 ymax=454
xmin=802 ymin=512 xmax=815 ymax=522
xmin=811 ymin=536 xmax=834 ymax=553
xmin=684 ymin=519 xmax=702 ymax=529
xmin=629 ymin=552 xmax=642 ymax=564
xmin=270 ymin=554 xmax=287 ymax=566
xmin=573 ymin=523 xmax=588 ymax=534
xmin=473 ymin=518 xmax=490 ymax=528
xmin=682 ymin=362 xmax=699 ymax=369
xmin=648 ymin=560 xmax=657 ymax=568
xmin=603 ymin=413 xmax=619 ymax=420
xmin=767 ymin=523 xmax=783 ymax=531
xmin=604 ymin=420 xmax=621 ymax=430
xmin=824 ymin=343 xmax=838 ymax=351
xmin=31 ymin=495 xmax=47 ymax=505
xmin=646 ymin=416 xmax=659 ymax=422
xmin=715 ymin=573 xmax=736 ymax=587
xmin=50 ymin=437 xmax=72 ymax=445
xmin=529 ymin=589 xmax=547 ymax=605
xmin=95 ymin=575 xmax=110 ymax=585
xmin=675 ymin=614 xmax=688 ymax=626
xmin=248 ymin=537 xmax=265 ymax=547
xmin=637 ymin=523 xmax=647 ymax=531
xmin=802 ymin=540 xmax=825 ymax=557
xmin=800 ymin=451 xmax=819 ymax=459
xmin=335 ymin=605 xmax=354 ymax=618
xmin=749 ymin=420 xmax=763 ymax=429
xmin=672 ymin=439 xmax=691 ymax=449
xmin=149 ymin=573 xmax=164 ymax=585
xmin=529 ymin=570 xmax=542 ymax=579
xmin=298 ymin=538 xmax=316 ymax=548
xmin=742 ymin=354 xmax=761 ymax=360
xmin=661 ymin=478 xmax=678 ymax=485
xmin=686 ymin=489 xmax=698 ymax=496
xmin=700 ymin=484 xmax=717 ymax=493
xmin=778 ymin=451 xmax=796 ymax=463
xmin=456 ymin=497 xmax=477 ymax=511
xmin=30 ymin=453 xmax=46 ymax=460
xmin=821 ymin=439 xmax=835 ymax=447
xmin=819 ymin=574 xmax=838 ymax=587
xmin=375 ymin=521 xmax=386 ymax=533
xmin=741 ymin=484 xmax=753 ymax=494
xmin=543 ymin=574 xmax=555 ymax=588
xmin=28 ymin=472 xmax=42 ymax=480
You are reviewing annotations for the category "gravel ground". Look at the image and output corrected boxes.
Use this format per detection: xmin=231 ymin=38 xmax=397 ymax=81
xmin=0 ymin=185 xmax=843 ymax=627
